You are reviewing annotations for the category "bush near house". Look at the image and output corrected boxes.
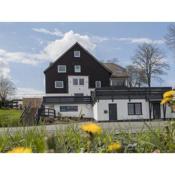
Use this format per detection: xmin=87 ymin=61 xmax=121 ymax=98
xmin=1 ymin=121 xmax=175 ymax=153
xmin=0 ymin=109 xmax=22 ymax=127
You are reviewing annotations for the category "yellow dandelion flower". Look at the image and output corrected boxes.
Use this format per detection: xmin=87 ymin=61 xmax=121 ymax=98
xmin=163 ymin=90 xmax=175 ymax=99
xmin=8 ymin=147 xmax=32 ymax=153
xmin=108 ymin=142 xmax=122 ymax=152
xmin=80 ymin=123 xmax=102 ymax=135
xmin=160 ymin=97 xmax=172 ymax=105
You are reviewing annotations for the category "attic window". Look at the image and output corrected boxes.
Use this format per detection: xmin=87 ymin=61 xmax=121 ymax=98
xmin=74 ymin=51 xmax=80 ymax=57
xmin=58 ymin=65 xmax=66 ymax=73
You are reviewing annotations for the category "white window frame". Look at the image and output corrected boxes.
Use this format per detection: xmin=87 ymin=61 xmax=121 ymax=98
xmin=74 ymin=65 xmax=81 ymax=73
xmin=74 ymin=51 xmax=80 ymax=57
xmin=95 ymin=81 xmax=101 ymax=88
xmin=55 ymin=81 xmax=64 ymax=88
xmin=58 ymin=65 xmax=66 ymax=73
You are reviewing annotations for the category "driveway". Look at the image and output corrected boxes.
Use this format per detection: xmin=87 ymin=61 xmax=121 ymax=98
xmin=0 ymin=120 xmax=170 ymax=135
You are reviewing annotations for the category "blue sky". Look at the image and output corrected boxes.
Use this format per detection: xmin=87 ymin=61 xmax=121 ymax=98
xmin=0 ymin=22 xmax=174 ymax=97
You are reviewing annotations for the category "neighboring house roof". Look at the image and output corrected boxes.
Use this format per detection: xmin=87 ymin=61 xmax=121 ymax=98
xmin=44 ymin=42 xmax=112 ymax=74
xmin=103 ymin=63 xmax=128 ymax=78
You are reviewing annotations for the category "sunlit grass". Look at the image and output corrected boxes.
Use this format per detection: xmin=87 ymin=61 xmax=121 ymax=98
xmin=0 ymin=109 xmax=22 ymax=127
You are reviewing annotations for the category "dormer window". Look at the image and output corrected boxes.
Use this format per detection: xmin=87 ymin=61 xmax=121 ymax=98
xmin=58 ymin=65 xmax=66 ymax=73
xmin=74 ymin=51 xmax=80 ymax=57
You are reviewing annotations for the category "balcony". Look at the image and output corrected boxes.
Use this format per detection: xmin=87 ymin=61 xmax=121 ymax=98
xmin=43 ymin=96 xmax=92 ymax=104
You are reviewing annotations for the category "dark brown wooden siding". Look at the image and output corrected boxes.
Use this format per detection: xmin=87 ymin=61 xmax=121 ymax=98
xmin=44 ymin=43 xmax=111 ymax=93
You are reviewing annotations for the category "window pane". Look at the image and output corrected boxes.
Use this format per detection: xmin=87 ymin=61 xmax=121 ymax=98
xmin=128 ymin=103 xmax=134 ymax=115
xmin=73 ymin=78 xmax=78 ymax=85
xmin=55 ymin=81 xmax=63 ymax=88
xmin=60 ymin=106 xmax=78 ymax=112
xmin=74 ymin=65 xmax=81 ymax=73
xmin=135 ymin=103 xmax=142 ymax=115
xmin=79 ymin=78 xmax=84 ymax=85
xmin=74 ymin=51 xmax=80 ymax=57
xmin=95 ymin=81 xmax=101 ymax=88
xmin=58 ymin=65 xmax=66 ymax=72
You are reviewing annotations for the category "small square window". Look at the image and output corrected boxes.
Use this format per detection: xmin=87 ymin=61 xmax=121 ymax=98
xmin=73 ymin=78 xmax=78 ymax=85
xmin=79 ymin=78 xmax=84 ymax=85
xmin=58 ymin=65 xmax=66 ymax=73
xmin=74 ymin=51 xmax=80 ymax=57
xmin=95 ymin=81 xmax=101 ymax=88
xmin=55 ymin=81 xmax=64 ymax=88
xmin=74 ymin=65 xmax=81 ymax=73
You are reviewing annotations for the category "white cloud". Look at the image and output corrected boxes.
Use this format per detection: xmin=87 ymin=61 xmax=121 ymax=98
xmin=0 ymin=30 xmax=96 ymax=67
xmin=43 ymin=30 xmax=96 ymax=60
xmin=12 ymin=87 xmax=44 ymax=99
xmin=115 ymin=37 xmax=164 ymax=44
xmin=0 ymin=58 xmax=10 ymax=78
xmin=0 ymin=30 xmax=96 ymax=78
xmin=91 ymin=35 xmax=109 ymax=43
xmin=32 ymin=28 xmax=64 ymax=37
xmin=0 ymin=49 xmax=45 ymax=65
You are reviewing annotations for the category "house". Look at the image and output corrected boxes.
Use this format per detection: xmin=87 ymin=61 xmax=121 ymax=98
xmin=43 ymin=42 xmax=175 ymax=121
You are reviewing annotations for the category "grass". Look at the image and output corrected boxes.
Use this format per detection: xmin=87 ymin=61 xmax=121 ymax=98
xmin=0 ymin=109 xmax=22 ymax=127
xmin=1 ymin=121 xmax=175 ymax=153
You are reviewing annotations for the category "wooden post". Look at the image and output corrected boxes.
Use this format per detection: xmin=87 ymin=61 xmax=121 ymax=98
xmin=163 ymin=104 xmax=166 ymax=120
xmin=149 ymin=101 xmax=152 ymax=120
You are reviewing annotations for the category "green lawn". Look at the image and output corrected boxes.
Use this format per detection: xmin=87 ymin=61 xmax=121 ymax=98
xmin=0 ymin=109 xmax=22 ymax=127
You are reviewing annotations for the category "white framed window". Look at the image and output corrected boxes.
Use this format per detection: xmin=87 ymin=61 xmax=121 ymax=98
xmin=55 ymin=81 xmax=64 ymax=88
xmin=73 ymin=78 xmax=78 ymax=85
xmin=60 ymin=106 xmax=78 ymax=112
xmin=58 ymin=65 xmax=66 ymax=73
xmin=95 ymin=81 xmax=101 ymax=88
xmin=74 ymin=65 xmax=81 ymax=73
xmin=74 ymin=51 xmax=80 ymax=57
xmin=128 ymin=103 xmax=142 ymax=115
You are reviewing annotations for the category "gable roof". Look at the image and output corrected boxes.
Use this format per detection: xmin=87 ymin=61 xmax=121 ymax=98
xmin=103 ymin=63 xmax=128 ymax=78
xmin=44 ymin=42 xmax=112 ymax=74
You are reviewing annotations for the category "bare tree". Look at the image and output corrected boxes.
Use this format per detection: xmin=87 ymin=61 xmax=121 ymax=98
xmin=165 ymin=24 xmax=175 ymax=52
xmin=0 ymin=76 xmax=16 ymax=106
xmin=132 ymin=43 xmax=169 ymax=87
xmin=126 ymin=65 xmax=147 ymax=87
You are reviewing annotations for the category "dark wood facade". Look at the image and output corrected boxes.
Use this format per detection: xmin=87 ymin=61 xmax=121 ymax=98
xmin=44 ymin=42 xmax=111 ymax=93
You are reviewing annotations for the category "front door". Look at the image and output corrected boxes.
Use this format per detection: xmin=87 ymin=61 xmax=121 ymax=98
xmin=153 ymin=102 xmax=161 ymax=119
xmin=109 ymin=103 xmax=117 ymax=121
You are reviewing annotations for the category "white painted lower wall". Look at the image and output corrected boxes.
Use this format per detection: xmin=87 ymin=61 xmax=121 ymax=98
xmin=94 ymin=99 xmax=149 ymax=121
xmin=93 ymin=99 xmax=175 ymax=121
xmin=52 ymin=104 xmax=93 ymax=118
xmin=45 ymin=99 xmax=175 ymax=121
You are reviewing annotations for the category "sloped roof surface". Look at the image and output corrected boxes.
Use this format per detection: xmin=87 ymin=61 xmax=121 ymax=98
xmin=103 ymin=63 xmax=128 ymax=78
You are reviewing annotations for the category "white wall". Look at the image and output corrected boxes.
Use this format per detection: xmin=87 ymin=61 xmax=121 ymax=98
xmin=68 ymin=75 xmax=93 ymax=96
xmin=94 ymin=99 xmax=150 ymax=121
xmin=160 ymin=105 xmax=175 ymax=119
xmin=93 ymin=99 xmax=175 ymax=121
xmin=53 ymin=103 xmax=93 ymax=118
xmin=93 ymin=102 xmax=98 ymax=121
